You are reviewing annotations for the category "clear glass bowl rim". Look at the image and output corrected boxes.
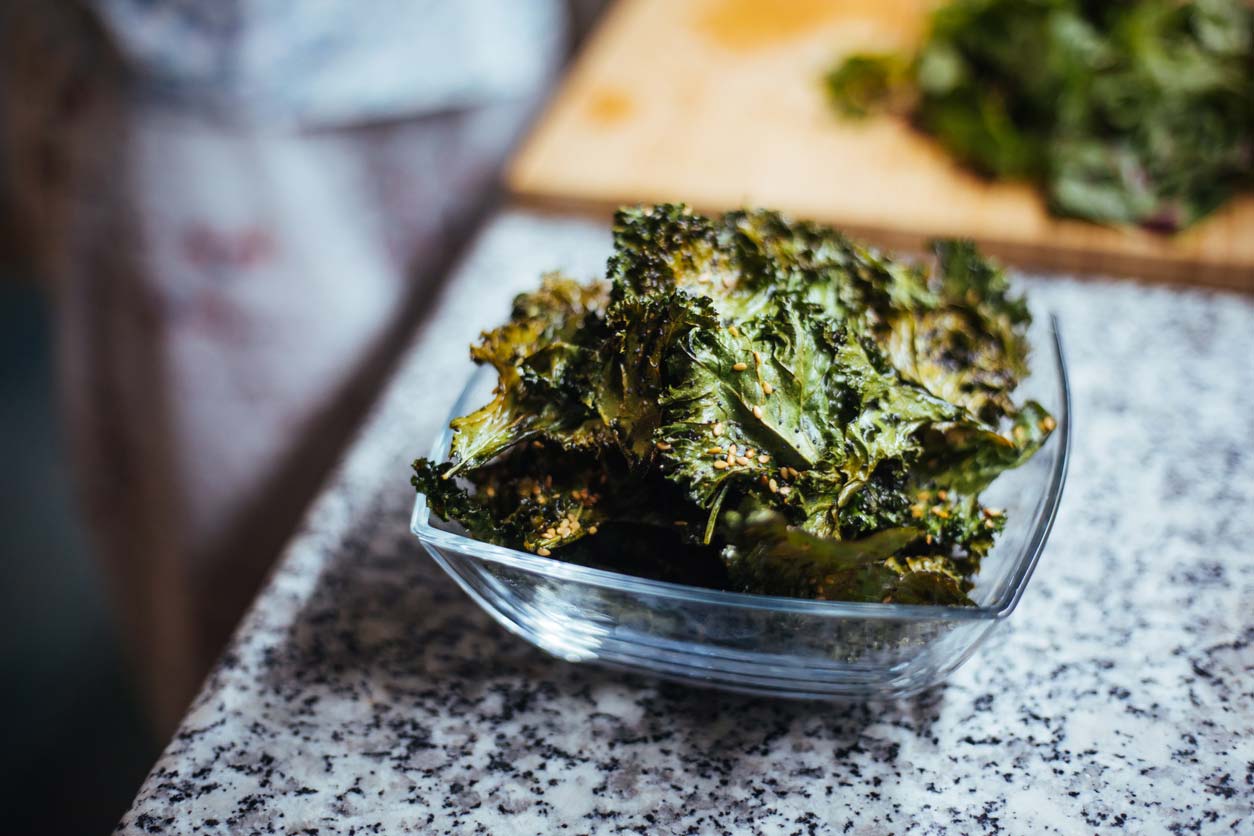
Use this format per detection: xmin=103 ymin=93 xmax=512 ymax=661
xmin=412 ymin=315 xmax=1071 ymax=623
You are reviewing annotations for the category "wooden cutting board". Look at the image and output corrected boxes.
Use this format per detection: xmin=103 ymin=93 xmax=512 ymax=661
xmin=508 ymin=0 xmax=1254 ymax=290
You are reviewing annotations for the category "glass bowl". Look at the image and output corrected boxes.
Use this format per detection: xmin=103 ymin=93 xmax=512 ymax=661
xmin=411 ymin=316 xmax=1070 ymax=700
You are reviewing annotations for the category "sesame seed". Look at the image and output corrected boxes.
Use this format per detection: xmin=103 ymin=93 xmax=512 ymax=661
xmin=732 ymin=362 xmax=748 ymax=371
xmin=983 ymin=507 xmax=1004 ymax=518
xmin=587 ymin=526 xmax=598 ymax=535
xmin=937 ymin=490 xmax=948 ymax=500
xmin=707 ymin=447 xmax=723 ymax=454
xmin=744 ymin=448 xmax=756 ymax=458
xmin=925 ymin=534 xmax=933 ymax=545
xmin=543 ymin=528 xmax=556 ymax=538
xmin=1013 ymin=425 xmax=1026 ymax=441
xmin=726 ymin=451 xmax=736 ymax=464
xmin=758 ymin=454 xmax=769 ymax=463
xmin=931 ymin=505 xmax=950 ymax=519
xmin=485 ymin=486 xmax=496 ymax=497
xmin=536 ymin=496 xmax=547 ymax=505
xmin=769 ymin=478 xmax=779 ymax=493
xmin=910 ymin=505 xmax=925 ymax=519
xmin=753 ymin=405 xmax=764 ymax=419
xmin=712 ymin=422 xmax=724 ymax=437
xmin=1041 ymin=415 xmax=1057 ymax=432
xmin=737 ymin=456 xmax=752 ymax=466
xmin=537 ymin=547 xmax=552 ymax=557
xmin=713 ymin=460 xmax=729 ymax=470
xmin=728 ymin=324 xmax=739 ymax=336
xmin=727 ymin=443 xmax=738 ymax=455
xmin=778 ymin=485 xmax=792 ymax=496
xmin=761 ymin=381 xmax=773 ymax=396
xmin=532 ymin=440 xmax=544 ymax=449
xmin=655 ymin=441 xmax=672 ymax=451
xmin=674 ymin=520 xmax=688 ymax=527
xmin=753 ymin=350 xmax=762 ymax=366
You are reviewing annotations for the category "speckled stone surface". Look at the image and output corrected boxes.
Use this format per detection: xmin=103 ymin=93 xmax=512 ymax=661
xmin=117 ymin=210 xmax=1253 ymax=835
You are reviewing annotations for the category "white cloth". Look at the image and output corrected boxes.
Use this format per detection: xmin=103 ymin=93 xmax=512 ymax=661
xmin=91 ymin=0 xmax=565 ymax=124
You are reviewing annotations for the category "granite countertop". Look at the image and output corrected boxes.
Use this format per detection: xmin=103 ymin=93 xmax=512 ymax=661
xmin=117 ymin=210 xmax=1253 ymax=835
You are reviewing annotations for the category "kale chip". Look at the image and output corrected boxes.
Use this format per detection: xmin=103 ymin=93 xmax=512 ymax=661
xmin=413 ymin=204 xmax=1054 ymax=606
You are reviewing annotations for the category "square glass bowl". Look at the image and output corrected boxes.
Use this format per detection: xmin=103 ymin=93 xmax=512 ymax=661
xmin=412 ymin=316 xmax=1070 ymax=699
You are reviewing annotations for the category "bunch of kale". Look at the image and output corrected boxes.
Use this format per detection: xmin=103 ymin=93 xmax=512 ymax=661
xmin=826 ymin=0 xmax=1254 ymax=231
xmin=413 ymin=205 xmax=1053 ymax=606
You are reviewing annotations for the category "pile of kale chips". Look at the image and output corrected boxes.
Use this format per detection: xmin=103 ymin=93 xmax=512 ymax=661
xmin=413 ymin=205 xmax=1055 ymax=606
xmin=826 ymin=0 xmax=1254 ymax=231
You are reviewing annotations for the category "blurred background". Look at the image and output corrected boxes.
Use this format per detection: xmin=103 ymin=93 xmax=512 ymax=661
xmin=0 ymin=1 xmax=605 ymax=833
xmin=1 ymin=269 xmax=155 ymax=833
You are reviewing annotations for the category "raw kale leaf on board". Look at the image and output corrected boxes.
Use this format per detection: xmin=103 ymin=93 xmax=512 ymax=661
xmin=826 ymin=0 xmax=1254 ymax=231
xmin=413 ymin=204 xmax=1054 ymax=606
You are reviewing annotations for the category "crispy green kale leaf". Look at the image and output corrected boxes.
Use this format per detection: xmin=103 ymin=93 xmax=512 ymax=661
xmin=721 ymin=510 xmax=971 ymax=605
xmin=445 ymin=275 xmax=607 ymax=475
xmin=414 ymin=204 xmax=1054 ymax=606
xmin=826 ymin=0 xmax=1254 ymax=231
xmin=886 ymin=240 xmax=1031 ymax=424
